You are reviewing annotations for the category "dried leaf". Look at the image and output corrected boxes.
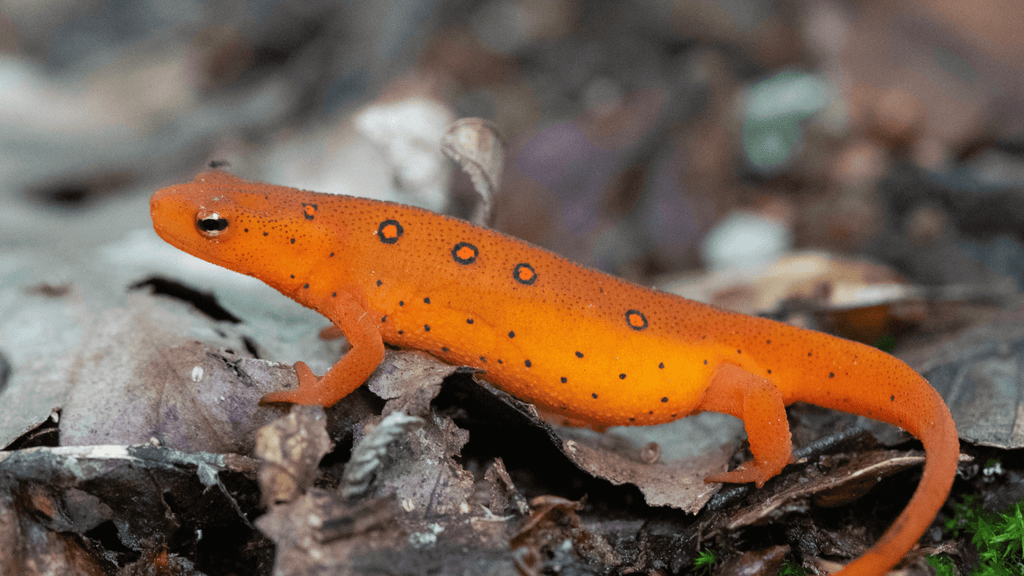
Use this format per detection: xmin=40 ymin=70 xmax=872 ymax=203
xmin=441 ymin=118 xmax=503 ymax=225
xmin=255 ymin=405 xmax=333 ymax=506
xmin=474 ymin=378 xmax=738 ymax=512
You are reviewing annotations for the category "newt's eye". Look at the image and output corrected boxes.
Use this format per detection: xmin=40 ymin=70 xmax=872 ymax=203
xmin=196 ymin=210 xmax=229 ymax=237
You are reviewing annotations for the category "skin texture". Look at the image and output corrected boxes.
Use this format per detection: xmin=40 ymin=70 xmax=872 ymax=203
xmin=151 ymin=171 xmax=959 ymax=575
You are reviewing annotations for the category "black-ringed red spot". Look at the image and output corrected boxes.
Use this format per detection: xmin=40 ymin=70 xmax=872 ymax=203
xmin=377 ymin=219 xmax=403 ymax=244
xmin=625 ymin=310 xmax=648 ymax=331
xmin=302 ymin=203 xmax=317 ymax=220
xmin=451 ymin=242 xmax=478 ymax=264
xmin=512 ymin=263 xmax=537 ymax=285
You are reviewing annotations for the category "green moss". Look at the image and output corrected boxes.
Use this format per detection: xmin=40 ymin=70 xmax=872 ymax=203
xmin=931 ymin=493 xmax=1024 ymax=575
xmin=693 ymin=549 xmax=717 ymax=575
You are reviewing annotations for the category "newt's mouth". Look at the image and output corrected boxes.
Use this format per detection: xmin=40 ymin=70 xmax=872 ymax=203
xmin=149 ymin=188 xmax=193 ymax=249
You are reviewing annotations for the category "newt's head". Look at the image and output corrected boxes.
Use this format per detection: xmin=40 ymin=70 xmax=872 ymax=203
xmin=150 ymin=171 xmax=337 ymax=294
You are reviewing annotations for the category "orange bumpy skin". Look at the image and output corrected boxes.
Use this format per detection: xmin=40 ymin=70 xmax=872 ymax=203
xmin=151 ymin=171 xmax=958 ymax=575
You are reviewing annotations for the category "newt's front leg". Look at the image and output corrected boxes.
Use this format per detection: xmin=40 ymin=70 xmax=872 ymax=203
xmin=699 ymin=363 xmax=794 ymax=488
xmin=261 ymin=292 xmax=385 ymax=407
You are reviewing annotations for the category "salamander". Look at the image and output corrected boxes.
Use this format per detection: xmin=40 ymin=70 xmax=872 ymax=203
xmin=150 ymin=171 xmax=959 ymax=575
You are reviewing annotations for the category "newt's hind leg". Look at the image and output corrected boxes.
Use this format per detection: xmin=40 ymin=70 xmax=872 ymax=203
xmin=699 ymin=363 xmax=793 ymax=488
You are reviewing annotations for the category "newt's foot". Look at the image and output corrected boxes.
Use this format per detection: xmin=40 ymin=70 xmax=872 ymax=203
xmin=319 ymin=326 xmax=344 ymax=340
xmin=259 ymin=362 xmax=325 ymax=406
xmin=705 ymin=459 xmax=786 ymax=488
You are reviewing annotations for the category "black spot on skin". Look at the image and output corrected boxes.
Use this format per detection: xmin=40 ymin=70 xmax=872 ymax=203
xmin=291 ymin=238 xmax=296 ymax=244
xmin=508 ymin=331 xmax=515 ymax=338
xmin=575 ymin=351 xmax=584 ymax=358
xmin=737 ymin=349 xmax=742 ymax=354
xmin=424 ymin=297 xmax=431 ymax=304
xmin=560 ymin=377 xmax=567 ymax=383
xmin=332 ymin=292 xmax=336 ymax=297
xmin=399 ymin=301 xmax=404 ymax=306
xmin=767 ymin=369 xmax=772 ymax=374
xmin=619 ymin=374 xmax=626 ymax=380
xmin=629 ymin=417 xmax=636 ymax=422
xmin=479 ymin=356 xmax=486 ymax=362
xmin=381 ymin=316 xmax=387 ymax=322
xmin=244 ymin=228 xmax=248 ymax=233
xmin=466 ymin=318 xmax=473 ymax=324
xmin=263 ymin=232 xmax=268 ymax=237
xmin=808 ymin=352 xmax=813 ymax=357
xmin=658 ymin=362 xmax=664 ymax=369
xmin=661 ymin=397 xmax=668 ymax=403
xmin=829 ymin=372 xmax=835 ymax=378
xmin=398 ymin=330 xmax=404 ymax=335
xmin=648 ymin=411 xmax=654 ymax=415
xmin=376 ymin=280 xmax=382 ymax=286
xmin=330 ymin=252 xmax=335 ymax=257
xmin=592 ymin=393 xmax=598 ymax=399
xmin=890 ymin=395 xmax=895 ymax=402
xmin=424 ymin=325 xmax=431 ymax=332
xmin=704 ymin=359 xmax=708 ymax=365
xmin=767 ymin=339 xmax=771 ymax=344
xmin=497 ymin=360 xmax=503 ymax=364
xmin=525 ymin=360 xmax=532 ymax=368
xmin=302 ymin=203 xmax=317 ymax=220
xmin=441 ymin=347 xmax=449 ymax=352
xmin=290 ymin=275 xmax=295 ymax=279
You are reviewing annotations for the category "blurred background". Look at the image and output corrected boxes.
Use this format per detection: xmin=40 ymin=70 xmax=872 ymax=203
xmin=2 ymin=0 xmax=1024 ymax=317
xmin=3 ymin=4 xmax=1024 ymax=572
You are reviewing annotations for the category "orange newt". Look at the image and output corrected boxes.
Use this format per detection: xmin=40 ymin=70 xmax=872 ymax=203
xmin=151 ymin=171 xmax=959 ymax=575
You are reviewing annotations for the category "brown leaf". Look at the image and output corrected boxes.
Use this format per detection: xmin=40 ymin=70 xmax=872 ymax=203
xmin=440 ymin=118 xmax=504 ymax=225
xmin=254 ymin=405 xmax=333 ymax=506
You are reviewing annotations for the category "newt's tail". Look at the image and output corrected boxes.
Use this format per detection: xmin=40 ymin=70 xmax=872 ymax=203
xmin=821 ymin=368 xmax=960 ymax=575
